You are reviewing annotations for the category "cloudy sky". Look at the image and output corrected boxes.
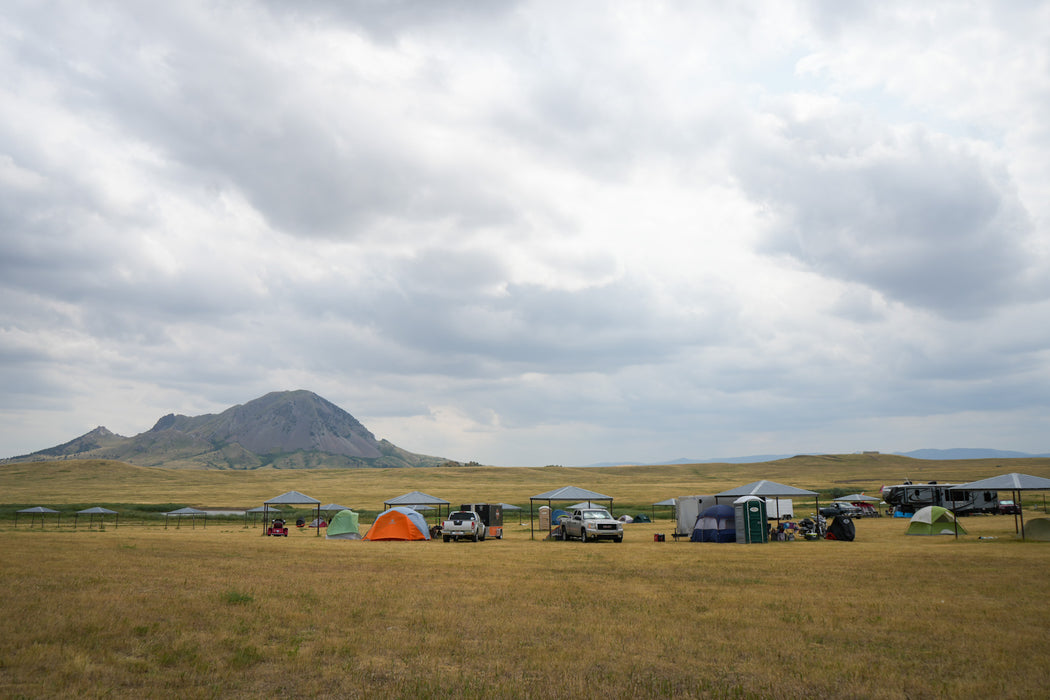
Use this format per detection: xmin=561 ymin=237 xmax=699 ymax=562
xmin=2 ymin=1 xmax=1049 ymax=466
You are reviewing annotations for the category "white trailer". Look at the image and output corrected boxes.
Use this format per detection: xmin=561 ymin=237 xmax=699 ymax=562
xmin=764 ymin=498 xmax=793 ymax=519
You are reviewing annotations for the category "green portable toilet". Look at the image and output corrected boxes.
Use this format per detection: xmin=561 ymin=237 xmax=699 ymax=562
xmin=734 ymin=496 xmax=768 ymax=543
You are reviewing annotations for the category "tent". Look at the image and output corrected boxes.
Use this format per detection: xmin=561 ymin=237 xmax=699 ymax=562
xmin=264 ymin=491 xmax=321 ymax=536
xmin=326 ymin=509 xmax=361 ymax=540
xmin=75 ymin=506 xmax=118 ymax=529
xmin=364 ymin=506 xmax=431 ymax=541
xmin=691 ymin=504 xmax=736 ymax=542
xmin=164 ymin=507 xmax=207 ymax=529
xmin=16 ymin=506 xmax=60 ymax=528
xmin=530 ymin=486 xmax=614 ymax=539
xmin=633 ymin=513 xmax=652 ymax=523
xmin=825 ymin=516 xmax=856 ymax=541
xmin=957 ymin=473 xmax=1050 ymax=541
xmin=907 ymin=506 xmax=966 ymax=536
xmin=617 ymin=514 xmax=634 ymax=523
xmin=1020 ymin=518 xmax=1050 ymax=542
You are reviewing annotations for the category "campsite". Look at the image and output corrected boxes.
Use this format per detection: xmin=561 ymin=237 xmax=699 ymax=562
xmin=2 ymin=455 xmax=1050 ymax=698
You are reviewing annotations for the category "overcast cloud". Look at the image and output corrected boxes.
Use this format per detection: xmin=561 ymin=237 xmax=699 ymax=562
xmin=2 ymin=1 xmax=1049 ymax=466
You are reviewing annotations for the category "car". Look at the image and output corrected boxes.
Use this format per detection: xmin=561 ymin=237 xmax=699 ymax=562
xmin=998 ymin=500 xmax=1021 ymax=515
xmin=819 ymin=503 xmax=863 ymax=518
xmin=560 ymin=508 xmax=624 ymax=542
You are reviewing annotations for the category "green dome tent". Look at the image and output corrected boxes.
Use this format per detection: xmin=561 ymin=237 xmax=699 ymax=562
xmin=907 ymin=506 xmax=966 ymax=536
xmin=326 ymin=509 xmax=361 ymax=540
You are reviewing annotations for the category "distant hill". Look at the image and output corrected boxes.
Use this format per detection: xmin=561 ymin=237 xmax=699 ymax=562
xmin=894 ymin=448 xmax=1050 ymax=460
xmin=579 ymin=449 xmax=1049 ymax=468
xmin=3 ymin=390 xmax=447 ymax=470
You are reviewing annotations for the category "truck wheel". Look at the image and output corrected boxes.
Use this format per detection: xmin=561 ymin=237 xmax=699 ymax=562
xmin=472 ymin=531 xmax=479 ymax=542
xmin=443 ymin=535 xmax=450 ymax=542
xmin=580 ymin=531 xmax=588 ymax=543
xmin=614 ymin=536 xmax=623 ymax=543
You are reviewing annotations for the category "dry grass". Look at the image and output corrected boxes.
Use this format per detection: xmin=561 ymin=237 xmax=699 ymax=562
xmin=2 ymin=456 xmax=1050 ymax=698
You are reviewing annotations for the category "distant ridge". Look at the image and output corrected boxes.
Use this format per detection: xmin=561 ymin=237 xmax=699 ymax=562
xmin=894 ymin=448 xmax=1050 ymax=460
xmin=578 ymin=448 xmax=1049 ymax=467
xmin=3 ymin=390 xmax=446 ymax=470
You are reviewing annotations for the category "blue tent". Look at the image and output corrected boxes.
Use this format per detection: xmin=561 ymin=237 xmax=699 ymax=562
xmin=691 ymin=504 xmax=736 ymax=542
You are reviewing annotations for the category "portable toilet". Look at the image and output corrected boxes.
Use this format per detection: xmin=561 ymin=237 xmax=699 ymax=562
xmin=539 ymin=506 xmax=551 ymax=531
xmin=734 ymin=496 xmax=768 ymax=543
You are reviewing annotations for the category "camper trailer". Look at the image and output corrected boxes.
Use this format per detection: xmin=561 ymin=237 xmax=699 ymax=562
xmin=881 ymin=482 xmax=998 ymax=516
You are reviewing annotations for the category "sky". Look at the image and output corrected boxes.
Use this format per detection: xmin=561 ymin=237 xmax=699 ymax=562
xmin=2 ymin=1 xmax=1049 ymax=467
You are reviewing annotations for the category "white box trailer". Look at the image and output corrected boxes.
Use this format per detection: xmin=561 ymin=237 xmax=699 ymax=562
xmin=764 ymin=498 xmax=793 ymax=519
xmin=675 ymin=495 xmax=718 ymax=538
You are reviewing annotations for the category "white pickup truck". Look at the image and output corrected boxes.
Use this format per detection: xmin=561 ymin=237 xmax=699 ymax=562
xmin=441 ymin=510 xmax=486 ymax=542
xmin=560 ymin=508 xmax=623 ymax=542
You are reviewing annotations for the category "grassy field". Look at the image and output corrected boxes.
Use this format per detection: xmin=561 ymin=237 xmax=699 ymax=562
xmin=2 ymin=455 xmax=1050 ymax=698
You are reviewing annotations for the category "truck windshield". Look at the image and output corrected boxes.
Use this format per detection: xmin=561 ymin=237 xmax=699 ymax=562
xmin=583 ymin=510 xmax=611 ymax=519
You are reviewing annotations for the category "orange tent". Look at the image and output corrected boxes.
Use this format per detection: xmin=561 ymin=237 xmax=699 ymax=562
xmin=363 ymin=506 xmax=430 ymax=541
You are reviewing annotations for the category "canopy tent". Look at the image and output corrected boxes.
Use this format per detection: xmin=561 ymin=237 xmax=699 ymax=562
xmin=245 ymin=505 xmax=276 ymax=528
xmin=716 ymin=480 xmax=820 ymax=524
xmin=499 ymin=503 xmax=524 ymax=524
xmin=320 ymin=503 xmax=352 ymax=516
xmin=383 ymin=491 xmax=450 ymax=523
xmin=16 ymin=506 xmax=60 ymax=528
xmin=75 ymin=506 xmax=118 ymax=529
xmin=363 ymin=506 xmax=430 ymax=541
xmin=907 ymin=506 xmax=966 ymax=536
xmin=652 ymin=497 xmax=677 ymax=522
xmin=264 ymin=491 xmax=321 ymax=536
xmin=957 ymin=473 xmax=1050 ymax=541
xmin=568 ymin=501 xmax=609 ymax=510
xmin=326 ymin=509 xmax=361 ymax=540
xmin=164 ymin=507 xmax=207 ymax=529
xmin=833 ymin=493 xmax=880 ymax=502
xmin=529 ymin=486 xmax=614 ymax=539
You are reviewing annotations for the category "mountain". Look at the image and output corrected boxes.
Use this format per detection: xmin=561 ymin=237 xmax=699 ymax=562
xmin=4 ymin=390 xmax=446 ymax=470
xmin=894 ymin=448 xmax=1050 ymax=460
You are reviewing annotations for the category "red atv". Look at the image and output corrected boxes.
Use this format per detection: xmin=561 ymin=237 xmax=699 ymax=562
xmin=266 ymin=518 xmax=289 ymax=536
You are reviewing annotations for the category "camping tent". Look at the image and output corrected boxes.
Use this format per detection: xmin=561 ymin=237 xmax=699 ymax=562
xmin=75 ymin=506 xmax=118 ymax=529
xmin=826 ymin=516 xmax=856 ymax=541
xmin=326 ymin=509 xmax=361 ymax=540
xmin=691 ymin=504 xmax=736 ymax=542
xmin=957 ymin=473 xmax=1050 ymax=541
xmin=264 ymin=491 xmax=321 ymax=536
xmin=1021 ymin=518 xmax=1050 ymax=542
xmin=530 ymin=486 xmax=614 ymax=539
xmin=907 ymin=506 xmax=966 ymax=536
xmin=363 ymin=506 xmax=431 ymax=541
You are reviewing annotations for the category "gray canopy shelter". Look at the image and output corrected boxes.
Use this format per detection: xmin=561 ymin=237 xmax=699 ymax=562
xmin=957 ymin=473 xmax=1050 ymax=541
xmin=164 ymin=507 xmax=207 ymax=529
xmin=653 ymin=497 xmax=677 ymax=522
xmin=264 ymin=491 xmax=321 ymax=536
xmin=75 ymin=506 xmax=118 ymax=529
xmin=245 ymin=505 xmax=276 ymax=527
xmin=530 ymin=486 xmax=614 ymax=539
xmin=16 ymin=506 xmax=60 ymax=528
xmin=833 ymin=493 xmax=880 ymax=502
xmin=715 ymin=480 xmax=820 ymax=524
xmin=320 ymin=503 xmax=353 ymax=517
xmin=499 ymin=502 xmax=524 ymax=524
xmin=383 ymin=491 xmax=450 ymax=523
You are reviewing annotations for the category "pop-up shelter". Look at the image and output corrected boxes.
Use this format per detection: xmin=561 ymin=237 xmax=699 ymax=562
xmin=75 ymin=507 xmax=118 ymax=529
xmin=16 ymin=506 xmax=60 ymax=528
xmin=383 ymin=491 xmax=450 ymax=524
xmin=264 ymin=491 xmax=321 ymax=536
xmin=164 ymin=507 xmax=207 ymax=529
xmin=530 ymin=486 xmax=614 ymax=539
xmin=907 ymin=506 xmax=966 ymax=536
xmin=957 ymin=473 xmax=1050 ymax=541
xmin=363 ymin=506 xmax=430 ymax=541
xmin=326 ymin=509 xmax=361 ymax=540
xmin=716 ymin=480 xmax=819 ymax=525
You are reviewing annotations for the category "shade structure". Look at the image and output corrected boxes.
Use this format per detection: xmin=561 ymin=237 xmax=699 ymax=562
xmin=652 ymin=497 xmax=677 ymax=523
xmin=16 ymin=506 xmax=60 ymax=528
xmin=164 ymin=507 xmax=207 ymax=529
xmin=75 ymin=506 xmax=118 ymax=529
xmin=833 ymin=493 xmax=880 ymax=502
xmin=264 ymin=491 xmax=322 ymax=536
xmin=529 ymin=486 xmax=614 ymax=539
xmin=716 ymin=480 xmax=819 ymax=524
xmin=956 ymin=473 xmax=1050 ymax=541
xmin=383 ymin=491 xmax=450 ymax=523
xmin=319 ymin=503 xmax=352 ymax=514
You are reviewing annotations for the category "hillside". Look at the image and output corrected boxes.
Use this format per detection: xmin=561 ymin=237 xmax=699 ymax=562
xmin=2 ymin=390 xmax=446 ymax=470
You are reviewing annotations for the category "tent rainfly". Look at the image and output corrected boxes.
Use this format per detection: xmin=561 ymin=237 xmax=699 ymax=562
xmin=529 ymin=486 xmax=614 ymax=539
xmin=164 ymin=507 xmax=207 ymax=529
xmin=75 ymin=506 xmax=118 ymax=529
xmin=16 ymin=506 xmax=60 ymax=528
xmin=264 ymin=491 xmax=321 ymax=536
xmin=956 ymin=473 xmax=1050 ymax=541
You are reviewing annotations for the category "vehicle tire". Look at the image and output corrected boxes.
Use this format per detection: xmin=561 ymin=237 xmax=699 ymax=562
xmin=580 ymin=530 xmax=588 ymax=543
xmin=559 ymin=526 xmax=566 ymax=540
xmin=443 ymin=535 xmax=450 ymax=542
xmin=614 ymin=536 xmax=622 ymax=543
xmin=472 ymin=531 xmax=479 ymax=542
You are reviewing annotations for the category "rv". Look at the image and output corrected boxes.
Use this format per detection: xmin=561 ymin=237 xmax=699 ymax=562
xmin=881 ymin=482 xmax=998 ymax=516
